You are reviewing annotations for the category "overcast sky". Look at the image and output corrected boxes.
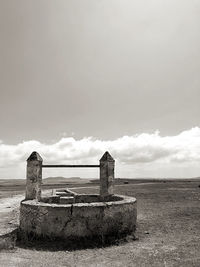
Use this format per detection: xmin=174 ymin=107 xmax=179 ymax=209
xmin=0 ymin=0 xmax=200 ymax=179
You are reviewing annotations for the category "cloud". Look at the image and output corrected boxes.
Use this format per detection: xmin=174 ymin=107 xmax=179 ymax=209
xmin=0 ymin=127 xmax=200 ymax=178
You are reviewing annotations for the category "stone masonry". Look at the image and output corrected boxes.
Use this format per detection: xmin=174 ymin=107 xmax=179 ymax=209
xmin=100 ymin=151 xmax=115 ymax=197
xmin=25 ymin=151 xmax=42 ymax=201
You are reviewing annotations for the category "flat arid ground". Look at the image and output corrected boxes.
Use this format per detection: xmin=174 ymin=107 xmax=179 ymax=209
xmin=0 ymin=178 xmax=200 ymax=267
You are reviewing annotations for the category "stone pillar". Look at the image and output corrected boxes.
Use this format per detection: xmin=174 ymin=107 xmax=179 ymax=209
xmin=25 ymin=151 xmax=43 ymax=201
xmin=100 ymin=151 xmax=115 ymax=197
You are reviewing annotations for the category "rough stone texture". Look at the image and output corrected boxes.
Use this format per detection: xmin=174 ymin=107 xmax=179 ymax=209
xmin=100 ymin=151 xmax=115 ymax=197
xmin=64 ymin=188 xmax=78 ymax=196
xmin=74 ymin=194 xmax=123 ymax=203
xmin=25 ymin=152 xmax=43 ymax=201
xmin=74 ymin=194 xmax=100 ymax=203
xmin=56 ymin=192 xmax=72 ymax=197
xmin=60 ymin=197 xmax=74 ymax=204
xmin=19 ymin=195 xmax=137 ymax=242
xmin=48 ymin=196 xmax=60 ymax=204
xmin=40 ymin=194 xmax=125 ymax=205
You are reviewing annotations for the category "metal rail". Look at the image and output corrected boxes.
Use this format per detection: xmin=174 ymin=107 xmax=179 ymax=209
xmin=42 ymin=164 xmax=100 ymax=168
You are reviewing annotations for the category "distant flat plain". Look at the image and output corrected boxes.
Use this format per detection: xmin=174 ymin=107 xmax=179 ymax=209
xmin=0 ymin=177 xmax=200 ymax=267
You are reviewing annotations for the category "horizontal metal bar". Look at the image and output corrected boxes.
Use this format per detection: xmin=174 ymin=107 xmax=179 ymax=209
xmin=42 ymin=164 xmax=100 ymax=168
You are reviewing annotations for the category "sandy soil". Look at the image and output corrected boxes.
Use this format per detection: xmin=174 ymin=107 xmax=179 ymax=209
xmin=0 ymin=194 xmax=23 ymax=236
xmin=0 ymin=180 xmax=200 ymax=267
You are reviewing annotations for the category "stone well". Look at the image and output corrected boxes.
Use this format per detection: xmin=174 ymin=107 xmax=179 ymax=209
xmin=20 ymin=193 xmax=137 ymax=242
xmin=19 ymin=151 xmax=137 ymax=244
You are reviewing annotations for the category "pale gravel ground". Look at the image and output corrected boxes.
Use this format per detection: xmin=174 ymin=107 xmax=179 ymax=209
xmin=0 ymin=194 xmax=24 ymax=213
xmin=0 ymin=194 xmax=23 ymax=236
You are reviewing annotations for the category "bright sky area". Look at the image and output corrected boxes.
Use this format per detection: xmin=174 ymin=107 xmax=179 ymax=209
xmin=0 ymin=0 xmax=200 ymax=179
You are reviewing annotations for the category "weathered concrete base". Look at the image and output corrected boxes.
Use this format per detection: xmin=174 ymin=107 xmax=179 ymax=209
xmin=19 ymin=194 xmax=137 ymax=246
xmin=60 ymin=196 xmax=74 ymax=204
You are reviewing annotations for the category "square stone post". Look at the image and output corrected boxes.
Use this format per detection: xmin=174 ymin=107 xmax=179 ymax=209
xmin=25 ymin=151 xmax=43 ymax=201
xmin=100 ymin=151 xmax=115 ymax=197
